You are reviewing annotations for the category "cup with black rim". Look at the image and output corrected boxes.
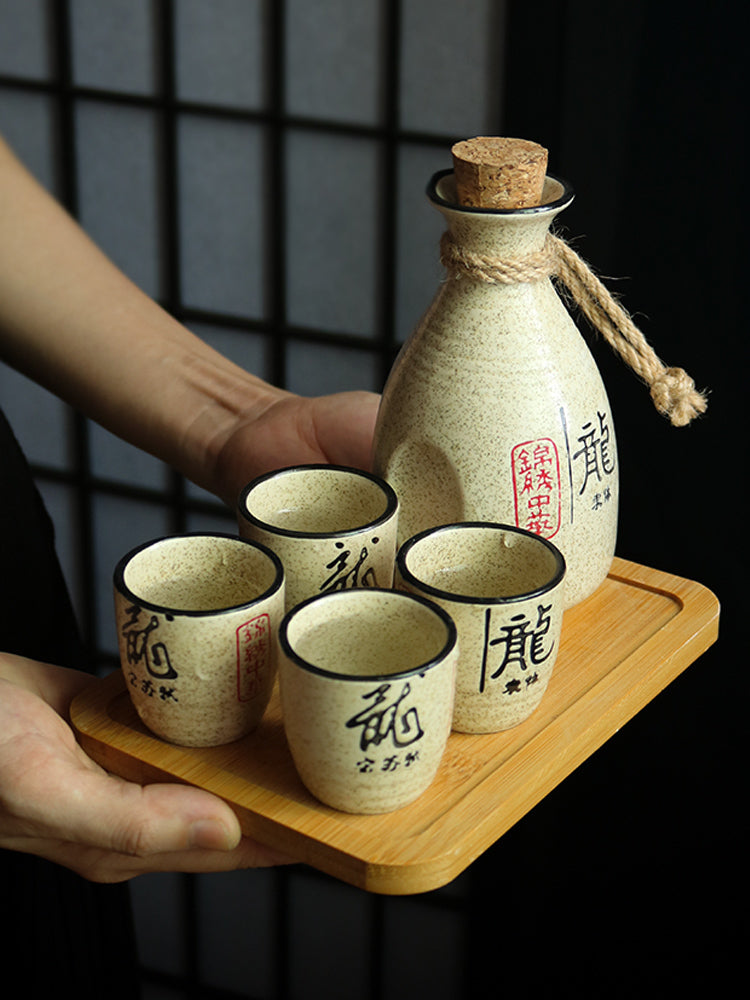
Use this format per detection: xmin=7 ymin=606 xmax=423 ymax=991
xmin=238 ymin=464 xmax=399 ymax=612
xmin=113 ymin=532 xmax=284 ymax=747
xmin=277 ymin=587 xmax=458 ymax=813
xmin=396 ymin=522 xmax=566 ymax=733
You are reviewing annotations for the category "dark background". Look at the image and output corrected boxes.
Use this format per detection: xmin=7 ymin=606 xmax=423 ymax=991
xmin=467 ymin=1 xmax=743 ymax=993
xmin=0 ymin=0 xmax=743 ymax=996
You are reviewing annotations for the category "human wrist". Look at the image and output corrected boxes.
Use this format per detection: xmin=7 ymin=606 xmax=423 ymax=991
xmin=165 ymin=346 xmax=289 ymax=502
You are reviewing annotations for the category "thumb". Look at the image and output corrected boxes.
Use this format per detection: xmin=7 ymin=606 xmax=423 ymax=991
xmin=1 ymin=715 xmax=242 ymax=857
xmin=0 ymin=669 xmax=289 ymax=878
xmin=39 ymin=748 xmax=244 ymax=856
xmin=82 ymin=777 xmax=244 ymax=856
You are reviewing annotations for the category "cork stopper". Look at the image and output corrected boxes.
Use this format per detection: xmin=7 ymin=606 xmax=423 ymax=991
xmin=451 ymin=136 xmax=548 ymax=209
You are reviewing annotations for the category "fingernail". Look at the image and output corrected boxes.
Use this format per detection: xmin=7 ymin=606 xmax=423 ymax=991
xmin=188 ymin=819 xmax=234 ymax=851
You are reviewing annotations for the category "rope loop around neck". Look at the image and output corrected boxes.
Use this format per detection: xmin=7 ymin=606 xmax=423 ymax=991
xmin=439 ymin=230 xmax=556 ymax=284
xmin=439 ymin=230 xmax=708 ymax=426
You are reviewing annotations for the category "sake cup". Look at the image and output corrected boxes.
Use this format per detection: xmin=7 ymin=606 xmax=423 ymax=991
xmin=278 ymin=588 xmax=458 ymax=814
xmin=113 ymin=532 xmax=284 ymax=747
xmin=396 ymin=522 xmax=566 ymax=733
xmin=238 ymin=464 xmax=399 ymax=611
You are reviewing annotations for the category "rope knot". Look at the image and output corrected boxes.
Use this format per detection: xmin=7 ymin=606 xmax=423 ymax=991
xmin=649 ymin=367 xmax=708 ymax=427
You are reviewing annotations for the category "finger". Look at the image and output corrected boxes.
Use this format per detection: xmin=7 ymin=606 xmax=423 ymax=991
xmin=52 ymin=771 xmax=248 ymax=857
xmin=0 ymin=671 xmax=294 ymax=879
xmin=4 ymin=831 xmax=295 ymax=882
xmin=1 ymin=684 xmax=247 ymax=856
xmin=5 ymin=763 xmax=296 ymax=880
xmin=311 ymin=391 xmax=380 ymax=470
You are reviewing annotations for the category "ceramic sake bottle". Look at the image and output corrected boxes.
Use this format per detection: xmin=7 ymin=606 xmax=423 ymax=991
xmin=373 ymin=138 xmax=618 ymax=609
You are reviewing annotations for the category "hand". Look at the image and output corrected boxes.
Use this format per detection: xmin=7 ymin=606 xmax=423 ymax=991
xmin=0 ymin=654 xmax=293 ymax=882
xmin=0 ymin=136 xmax=381 ymax=510
xmin=210 ymin=389 xmax=381 ymax=507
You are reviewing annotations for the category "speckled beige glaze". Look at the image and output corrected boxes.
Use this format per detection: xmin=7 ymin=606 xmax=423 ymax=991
xmin=238 ymin=465 xmax=399 ymax=612
xmin=113 ymin=533 xmax=284 ymax=747
xmin=278 ymin=588 xmax=457 ymax=814
xmin=373 ymin=172 xmax=618 ymax=608
xmin=396 ymin=523 xmax=565 ymax=733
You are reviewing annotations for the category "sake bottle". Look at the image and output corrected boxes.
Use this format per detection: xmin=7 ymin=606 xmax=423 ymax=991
xmin=373 ymin=137 xmax=618 ymax=608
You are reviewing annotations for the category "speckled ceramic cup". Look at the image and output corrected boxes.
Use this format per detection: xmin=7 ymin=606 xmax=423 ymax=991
xmin=238 ymin=465 xmax=399 ymax=612
xmin=113 ymin=532 xmax=284 ymax=747
xmin=396 ymin=522 xmax=566 ymax=733
xmin=278 ymin=588 xmax=458 ymax=814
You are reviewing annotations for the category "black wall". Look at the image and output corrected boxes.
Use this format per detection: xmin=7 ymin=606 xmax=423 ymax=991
xmin=466 ymin=2 xmax=743 ymax=993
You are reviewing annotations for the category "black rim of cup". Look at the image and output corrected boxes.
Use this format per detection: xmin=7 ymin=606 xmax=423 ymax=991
xmin=238 ymin=464 xmax=399 ymax=539
xmin=278 ymin=586 xmax=458 ymax=682
xmin=396 ymin=521 xmax=566 ymax=606
xmin=113 ymin=531 xmax=284 ymax=617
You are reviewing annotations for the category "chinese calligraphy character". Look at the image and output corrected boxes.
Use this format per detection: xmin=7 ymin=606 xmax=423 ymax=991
xmin=572 ymin=411 xmax=616 ymax=496
xmin=346 ymin=681 xmax=425 ymax=751
xmin=485 ymin=603 xmax=554 ymax=686
xmin=356 ymin=750 xmax=421 ymax=776
xmin=126 ymin=672 xmax=178 ymax=703
xmin=511 ymin=438 xmax=562 ymax=538
xmin=236 ymin=613 xmax=270 ymax=701
xmin=320 ymin=537 xmax=381 ymax=593
xmin=121 ymin=604 xmax=177 ymax=680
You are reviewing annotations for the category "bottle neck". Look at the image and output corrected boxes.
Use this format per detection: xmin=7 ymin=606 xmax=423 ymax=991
xmin=429 ymin=170 xmax=573 ymax=258
xmin=442 ymin=210 xmax=557 ymax=257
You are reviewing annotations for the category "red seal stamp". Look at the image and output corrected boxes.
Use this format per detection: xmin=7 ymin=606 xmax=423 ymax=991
xmin=236 ymin=613 xmax=270 ymax=701
xmin=511 ymin=438 xmax=562 ymax=539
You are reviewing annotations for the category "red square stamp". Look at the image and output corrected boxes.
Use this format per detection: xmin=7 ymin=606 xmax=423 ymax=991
xmin=511 ymin=438 xmax=562 ymax=539
xmin=236 ymin=613 xmax=271 ymax=702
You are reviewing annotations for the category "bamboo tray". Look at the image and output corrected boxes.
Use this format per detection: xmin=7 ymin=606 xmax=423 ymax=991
xmin=71 ymin=557 xmax=719 ymax=895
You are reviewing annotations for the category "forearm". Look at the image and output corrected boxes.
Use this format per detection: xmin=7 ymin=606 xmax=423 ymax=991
xmin=0 ymin=137 xmax=286 ymax=492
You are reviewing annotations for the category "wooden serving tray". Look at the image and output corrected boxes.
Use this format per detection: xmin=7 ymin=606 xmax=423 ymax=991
xmin=71 ymin=557 xmax=719 ymax=895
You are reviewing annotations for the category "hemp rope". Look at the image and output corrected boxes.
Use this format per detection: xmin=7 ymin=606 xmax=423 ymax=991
xmin=439 ymin=230 xmax=708 ymax=427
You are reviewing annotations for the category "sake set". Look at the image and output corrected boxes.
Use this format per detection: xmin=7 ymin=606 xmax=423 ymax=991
xmin=110 ymin=137 xmax=708 ymax=818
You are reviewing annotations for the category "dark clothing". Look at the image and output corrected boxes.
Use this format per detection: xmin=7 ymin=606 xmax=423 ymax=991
xmin=0 ymin=407 xmax=140 ymax=998
xmin=0 ymin=408 xmax=81 ymax=669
